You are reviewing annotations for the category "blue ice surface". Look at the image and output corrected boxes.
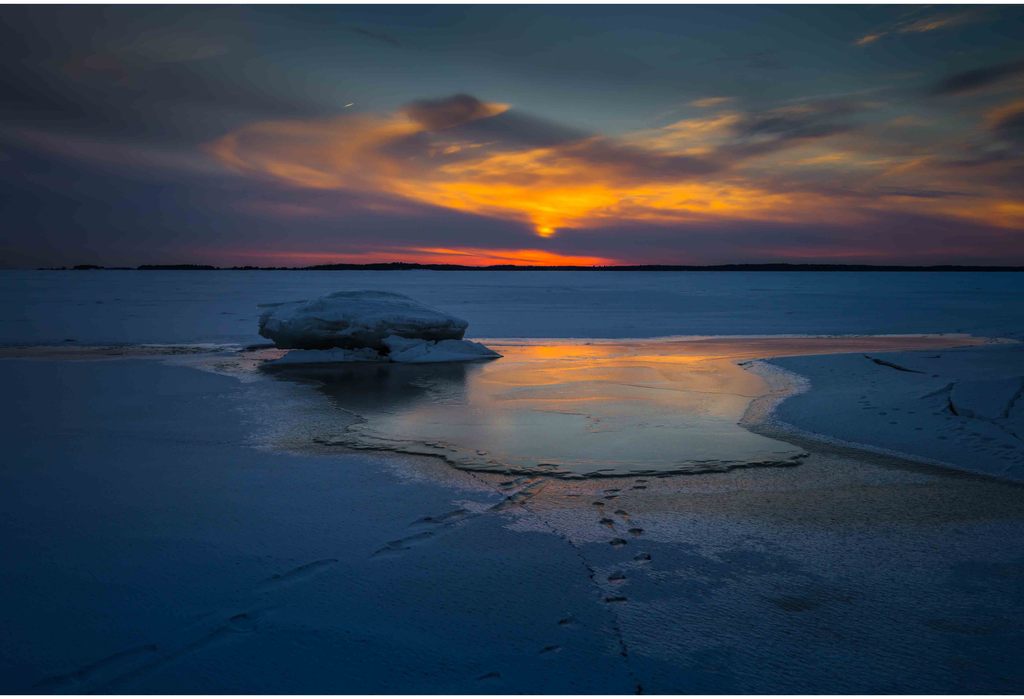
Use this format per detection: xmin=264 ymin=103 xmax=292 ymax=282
xmin=2 ymin=358 xmax=1024 ymax=693
xmin=0 ymin=359 xmax=633 ymax=694
xmin=768 ymin=344 xmax=1024 ymax=481
xmin=2 ymin=269 xmax=1022 ymax=346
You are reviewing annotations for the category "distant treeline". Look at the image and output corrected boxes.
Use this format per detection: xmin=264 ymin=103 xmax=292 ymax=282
xmin=40 ymin=262 xmax=1024 ymax=272
xmin=37 ymin=261 xmax=1024 ymax=274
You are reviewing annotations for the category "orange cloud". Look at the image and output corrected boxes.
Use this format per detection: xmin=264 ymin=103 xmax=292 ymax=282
xmin=206 ymin=94 xmax=1023 ymax=239
xmin=690 ymin=96 xmax=733 ymax=109
xmin=986 ymin=99 xmax=1024 ymax=130
xmin=855 ymin=9 xmax=980 ymax=46
xmin=208 ymin=101 xmax=842 ymax=236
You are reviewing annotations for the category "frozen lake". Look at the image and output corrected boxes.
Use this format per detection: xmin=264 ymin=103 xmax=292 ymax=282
xmin=3 ymin=269 xmax=1023 ymax=345
xmin=2 ymin=270 xmax=1023 ymax=692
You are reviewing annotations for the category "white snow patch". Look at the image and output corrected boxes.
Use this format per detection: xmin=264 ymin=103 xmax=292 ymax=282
xmin=763 ymin=346 xmax=1024 ymax=481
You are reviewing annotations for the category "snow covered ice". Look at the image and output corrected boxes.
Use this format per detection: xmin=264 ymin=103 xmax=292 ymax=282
xmin=257 ymin=290 xmax=499 ymax=363
xmin=258 ymin=290 xmax=469 ymax=350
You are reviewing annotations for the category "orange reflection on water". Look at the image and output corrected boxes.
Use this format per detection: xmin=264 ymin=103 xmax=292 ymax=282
xmin=288 ymin=334 xmax=986 ymax=478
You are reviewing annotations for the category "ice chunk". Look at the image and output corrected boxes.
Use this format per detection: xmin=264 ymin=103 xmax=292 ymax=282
xmin=383 ymin=335 xmax=501 ymax=363
xmin=265 ymin=340 xmax=500 ymax=365
xmin=258 ymin=291 xmax=468 ymax=350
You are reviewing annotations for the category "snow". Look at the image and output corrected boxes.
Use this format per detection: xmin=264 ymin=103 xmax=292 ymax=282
xmin=257 ymin=290 xmax=469 ymax=349
xmin=760 ymin=344 xmax=1024 ymax=481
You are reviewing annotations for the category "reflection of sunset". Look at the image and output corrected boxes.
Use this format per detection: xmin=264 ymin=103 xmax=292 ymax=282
xmin=306 ymin=334 xmax=984 ymax=478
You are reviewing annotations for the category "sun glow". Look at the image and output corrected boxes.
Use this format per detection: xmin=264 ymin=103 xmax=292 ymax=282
xmin=217 ymin=246 xmax=616 ymax=267
xmin=207 ymin=96 xmax=1024 ymax=249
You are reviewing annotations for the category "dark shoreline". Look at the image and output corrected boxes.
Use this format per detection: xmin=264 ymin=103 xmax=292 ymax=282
xmin=35 ymin=262 xmax=1024 ymax=272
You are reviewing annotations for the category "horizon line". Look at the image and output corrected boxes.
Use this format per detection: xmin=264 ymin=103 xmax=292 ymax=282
xmin=27 ymin=262 xmax=1024 ymax=272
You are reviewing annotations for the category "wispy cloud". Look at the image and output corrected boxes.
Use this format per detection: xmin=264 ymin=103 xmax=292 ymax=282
xmin=350 ymin=26 xmax=402 ymax=48
xmin=930 ymin=59 xmax=1024 ymax=96
xmin=690 ymin=96 xmax=733 ymax=109
xmin=855 ymin=9 xmax=982 ymax=46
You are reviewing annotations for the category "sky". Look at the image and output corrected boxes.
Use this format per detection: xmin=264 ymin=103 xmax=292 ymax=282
xmin=1 ymin=4 xmax=1023 ymax=267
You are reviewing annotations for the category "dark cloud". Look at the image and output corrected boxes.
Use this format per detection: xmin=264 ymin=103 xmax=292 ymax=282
xmin=0 ymin=49 xmax=340 ymax=147
xmin=873 ymin=186 xmax=972 ymax=199
xmin=930 ymin=59 xmax=1024 ymax=96
xmin=403 ymin=94 xmax=501 ymax=131
xmin=350 ymin=26 xmax=402 ymax=48
xmin=989 ymin=103 xmax=1024 ymax=145
xmin=455 ymin=110 xmax=588 ymax=148
xmin=719 ymin=99 xmax=869 ymax=159
xmin=735 ymin=100 xmax=865 ymax=139
xmin=387 ymin=96 xmax=716 ymax=180
xmin=383 ymin=98 xmax=591 ymax=167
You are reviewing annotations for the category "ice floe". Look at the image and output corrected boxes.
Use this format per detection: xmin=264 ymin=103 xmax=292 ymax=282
xmin=258 ymin=290 xmax=469 ymax=350
xmin=258 ymin=291 xmax=499 ymax=364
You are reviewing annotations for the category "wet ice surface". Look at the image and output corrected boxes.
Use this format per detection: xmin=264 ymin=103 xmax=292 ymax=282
xmin=262 ymin=335 xmax=986 ymax=478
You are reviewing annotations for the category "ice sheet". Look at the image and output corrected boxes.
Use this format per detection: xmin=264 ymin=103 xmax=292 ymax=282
xmin=4 ymin=269 xmax=1023 ymax=346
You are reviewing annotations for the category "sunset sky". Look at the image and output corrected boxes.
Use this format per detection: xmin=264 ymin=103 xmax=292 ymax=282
xmin=2 ymin=5 xmax=1023 ymax=266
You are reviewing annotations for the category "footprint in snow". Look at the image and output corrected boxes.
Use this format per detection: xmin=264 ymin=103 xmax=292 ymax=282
xmin=373 ymin=531 xmax=434 ymax=556
xmin=259 ymin=559 xmax=338 ymax=590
